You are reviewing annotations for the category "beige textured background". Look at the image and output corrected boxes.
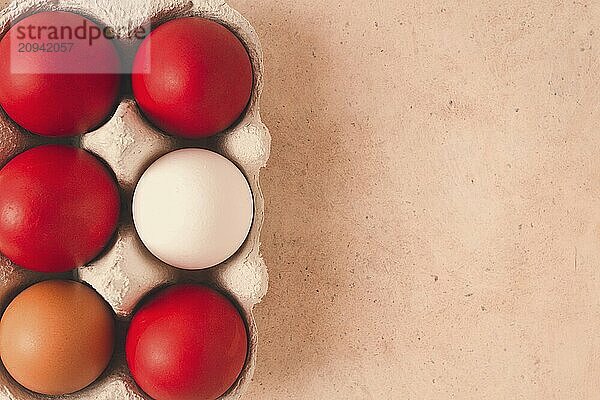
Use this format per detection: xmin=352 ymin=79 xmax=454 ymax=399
xmin=233 ymin=0 xmax=600 ymax=399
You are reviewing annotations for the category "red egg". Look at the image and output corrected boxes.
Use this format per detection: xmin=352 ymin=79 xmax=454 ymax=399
xmin=0 ymin=145 xmax=120 ymax=272
xmin=126 ymin=284 xmax=248 ymax=400
xmin=0 ymin=11 xmax=121 ymax=136
xmin=132 ymin=17 xmax=253 ymax=138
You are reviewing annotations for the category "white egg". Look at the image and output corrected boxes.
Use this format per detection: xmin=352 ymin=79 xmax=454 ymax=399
xmin=133 ymin=148 xmax=253 ymax=270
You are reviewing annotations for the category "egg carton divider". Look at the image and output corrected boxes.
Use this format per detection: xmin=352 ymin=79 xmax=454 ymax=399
xmin=0 ymin=0 xmax=270 ymax=398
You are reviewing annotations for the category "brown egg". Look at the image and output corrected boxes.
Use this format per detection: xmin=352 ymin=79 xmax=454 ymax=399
xmin=0 ymin=280 xmax=115 ymax=395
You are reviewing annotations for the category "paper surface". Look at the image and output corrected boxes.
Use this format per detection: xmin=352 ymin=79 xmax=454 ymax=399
xmin=233 ymin=0 xmax=600 ymax=399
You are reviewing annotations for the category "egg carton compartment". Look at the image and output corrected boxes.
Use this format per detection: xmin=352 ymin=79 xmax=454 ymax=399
xmin=0 ymin=0 xmax=270 ymax=399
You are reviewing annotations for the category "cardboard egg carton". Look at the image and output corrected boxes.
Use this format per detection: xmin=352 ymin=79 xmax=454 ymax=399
xmin=0 ymin=0 xmax=270 ymax=398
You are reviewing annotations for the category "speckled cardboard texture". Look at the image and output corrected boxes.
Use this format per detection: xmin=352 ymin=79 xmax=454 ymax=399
xmin=230 ymin=1 xmax=600 ymax=399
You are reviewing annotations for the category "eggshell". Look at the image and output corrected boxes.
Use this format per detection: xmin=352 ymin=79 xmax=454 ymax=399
xmin=132 ymin=17 xmax=253 ymax=138
xmin=133 ymin=149 xmax=254 ymax=270
xmin=0 ymin=11 xmax=121 ymax=137
xmin=0 ymin=145 xmax=121 ymax=273
xmin=126 ymin=284 xmax=248 ymax=400
xmin=0 ymin=280 xmax=115 ymax=395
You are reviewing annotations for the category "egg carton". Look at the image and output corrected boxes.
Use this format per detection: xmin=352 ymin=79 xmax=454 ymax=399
xmin=0 ymin=0 xmax=270 ymax=398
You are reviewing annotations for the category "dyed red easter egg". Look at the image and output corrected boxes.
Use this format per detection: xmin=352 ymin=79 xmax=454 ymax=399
xmin=126 ymin=284 xmax=248 ymax=400
xmin=132 ymin=17 xmax=253 ymax=138
xmin=0 ymin=145 xmax=120 ymax=272
xmin=0 ymin=11 xmax=121 ymax=136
